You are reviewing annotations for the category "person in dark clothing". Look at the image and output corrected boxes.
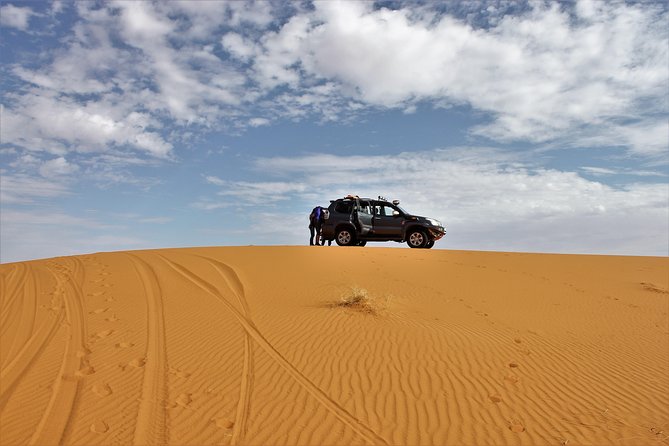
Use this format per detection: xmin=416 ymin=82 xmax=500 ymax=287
xmin=309 ymin=206 xmax=323 ymax=245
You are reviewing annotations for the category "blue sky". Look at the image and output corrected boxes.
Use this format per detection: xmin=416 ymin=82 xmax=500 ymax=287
xmin=1 ymin=0 xmax=667 ymax=263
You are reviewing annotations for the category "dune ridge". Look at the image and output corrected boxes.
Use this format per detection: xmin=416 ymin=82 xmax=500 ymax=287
xmin=1 ymin=247 xmax=668 ymax=445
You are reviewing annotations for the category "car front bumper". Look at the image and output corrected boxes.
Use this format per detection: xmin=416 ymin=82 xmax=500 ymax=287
xmin=428 ymin=226 xmax=446 ymax=241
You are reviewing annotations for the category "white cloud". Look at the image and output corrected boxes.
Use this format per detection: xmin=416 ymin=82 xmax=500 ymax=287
xmin=2 ymin=92 xmax=173 ymax=158
xmin=138 ymin=216 xmax=173 ymax=224
xmin=166 ymin=1 xmax=274 ymax=39
xmin=0 ymin=4 xmax=35 ymax=31
xmin=3 ymin=1 xmax=665 ymax=160
xmin=39 ymin=157 xmax=79 ymax=177
xmin=0 ymin=209 xmax=101 ymax=227
xmin=214 ymin=179 xmax=308 ymax=204
xmin=51 ymin=1 xmax=64 ymax=15
xmin=246 ymin=1 xmax=668 ymax=152
xmin=617 ymin=121 xmax=669 ymax=156
xmin=581 ymin=166 xmax=667 ymax=177
xmin=0 ymin=172 xmax=71 ymax=204
xmin=205 ymin=175 xmax=226 ymax=186
xmin=580 ymin=167 xmax=617 ymax=176
xmin=222 ymin=32 xmax=258 ymax=61
xmin=249 ymin=117 xmax=270 ymax=127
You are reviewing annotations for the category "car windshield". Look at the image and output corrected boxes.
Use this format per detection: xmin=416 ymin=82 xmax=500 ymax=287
xmin=395 ymin=205 xmax=408 ymax=215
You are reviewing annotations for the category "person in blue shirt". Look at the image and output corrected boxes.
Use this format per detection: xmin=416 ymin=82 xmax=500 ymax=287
xmin=309 ymin=206 xmax=324 ymax=245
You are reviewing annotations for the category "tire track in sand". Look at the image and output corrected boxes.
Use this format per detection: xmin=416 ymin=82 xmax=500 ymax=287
xmin=5 ymin=264 xmax=38 ymax=362
xmin=126 ymin=253 xmax=169 ymax=446
xmin=1 ymin=264 xmax=28 ymax=337
xmin=29 ymin=259 xmax=88 ymax=446
xmin=159 ymin=254 xmax=387 ymax=445
xmin=196 ymin=255 xmax=253 ymax=445
xmin=0 ymin=265 xmax=63 ymax=411
xmin=0 ymin=264 xmax=19 ymax=309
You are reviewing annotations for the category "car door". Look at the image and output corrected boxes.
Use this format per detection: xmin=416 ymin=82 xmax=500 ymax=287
xmin=355 ymin=199 xmax=374 ymax=236
xmin=372 ymin=203 xmax=404 ymax=236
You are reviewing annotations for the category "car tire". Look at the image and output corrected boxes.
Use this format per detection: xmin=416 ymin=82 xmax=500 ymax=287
xmin=357 ymin=241 xmax=367 ymax=247
xmin=407 ymin=229 xmax=428 ymax=248
xmin=425 ymin=240 xmax=435 ymax=249
xmin=335 ymin=228 xmax=356 ymax=246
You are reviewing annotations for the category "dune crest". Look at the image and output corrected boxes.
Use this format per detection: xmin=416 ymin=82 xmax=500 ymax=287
xmin=1 ymin=247 xmax=667 ymax=445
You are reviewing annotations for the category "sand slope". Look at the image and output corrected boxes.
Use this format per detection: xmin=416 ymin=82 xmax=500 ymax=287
xmin=1 ymin=247 xmax=667 ymax=446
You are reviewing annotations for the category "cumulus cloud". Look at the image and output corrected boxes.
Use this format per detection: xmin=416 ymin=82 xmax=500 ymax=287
xmin=249 ymin=117 xmax=270 ymax=127
xmin=39 ymin=157 xmax=79 ymax=177
xmin=245 ymin=1 xmax=668 ymax=151
xmin=3 ymin=92 xmax=173 ymax=157
xmin=2 ymin=1 xmax=666 ymax=159
xmin=0 ymin=4 xmax=35 ymax=31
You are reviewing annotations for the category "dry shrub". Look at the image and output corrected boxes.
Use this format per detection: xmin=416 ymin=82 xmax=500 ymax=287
xmin=333 ymin=286 xmax=391 ymax=315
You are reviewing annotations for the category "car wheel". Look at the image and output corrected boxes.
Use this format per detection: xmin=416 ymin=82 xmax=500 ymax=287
xmin=357 ymin=241 xmax=367 ymax=247
xmin=407 ymin=229 xmax=428 ymax=248
xmin=425 ymin=240 xmax=435 ymax=249
xmin=335 ymin=228 xmax=356 ymax=246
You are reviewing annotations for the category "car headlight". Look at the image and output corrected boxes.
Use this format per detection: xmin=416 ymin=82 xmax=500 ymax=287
xmin=427 ymin=218 xmax=441 ymax=227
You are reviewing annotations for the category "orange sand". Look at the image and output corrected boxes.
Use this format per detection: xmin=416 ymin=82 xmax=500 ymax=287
xmin=1 ymin=247 xmax=668 ymax=445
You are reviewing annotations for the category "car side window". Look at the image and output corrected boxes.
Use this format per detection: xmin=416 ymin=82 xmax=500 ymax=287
xmin=358 ymin=202 xmax=372 ymax=214
xmin=335 ymin=201 xmax=352 ymax=213
xmin=377 ymin=205 xmax=396 ymax=217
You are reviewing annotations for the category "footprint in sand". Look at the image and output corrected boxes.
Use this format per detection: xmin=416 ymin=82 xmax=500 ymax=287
xmin=489 ymin=395 xmax=503 ymax=403
xmin=169 ymin=367 xmax=191 ymax=379
xmin=95 ymin=329 xmax=114 ymax=339
xmin=90 ymin=420 xmax=109 ymax=433
xmin=509 ymin=420 xmax=525 ymax=433
xmin=214 ymin=418 xmax=234 ymax=429
xmin=175 ymin=393 xmax=192 ymax=408
xmin=105 ymin=296 xmax=115 ymax=302
xmin=128 ymin=357 xmax=146 ymax=368
xmin=504 ymin=374 xmax=519 ymax=384
xmin=105 ymin=314 xmax=119 ymax=322
xmin=75 ymin=365 xmax=96 ymax=377
xmin=513 ymin=338 xmax=522 ymax=344
xmin=92 ymin=383 xmax=112 ymax=397
xmin=76 ymin=348 xmax=92 ymax=358
xmin=115 ymin=342 xmax=134 ymax=348
xmin=508 ymin=362 xmax=519 ymax=368
xmin=89 ymin=308 xmax=109 ymax=314
xmin=119 ymin=357 xmax=145 ymax=371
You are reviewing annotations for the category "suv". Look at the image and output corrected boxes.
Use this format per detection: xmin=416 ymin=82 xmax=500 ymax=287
xmin=320 ymin=196 xmax=445 ymax=248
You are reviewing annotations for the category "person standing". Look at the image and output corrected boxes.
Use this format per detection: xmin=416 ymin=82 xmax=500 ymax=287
xmin=308 ymin=206 xmax=323 ymax=246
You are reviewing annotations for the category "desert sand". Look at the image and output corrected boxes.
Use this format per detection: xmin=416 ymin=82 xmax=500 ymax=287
xmin=0 ymin=246 xmax=667 ymax=446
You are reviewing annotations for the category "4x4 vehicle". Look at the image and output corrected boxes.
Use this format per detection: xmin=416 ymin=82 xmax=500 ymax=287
xmin=320 ymin=196 xmax=445 ymax=248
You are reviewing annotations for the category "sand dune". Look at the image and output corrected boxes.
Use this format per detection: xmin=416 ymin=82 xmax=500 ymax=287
xmin=1 ymin=247 xmax=668 ymax=445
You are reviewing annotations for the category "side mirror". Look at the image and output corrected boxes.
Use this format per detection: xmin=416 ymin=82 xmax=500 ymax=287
xmin=392 ymin=210 xmax=400 ymax=217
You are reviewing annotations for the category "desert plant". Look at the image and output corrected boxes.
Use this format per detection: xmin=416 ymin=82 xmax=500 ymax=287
xmin=333 ymin=286 xmax=391 ymax=315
